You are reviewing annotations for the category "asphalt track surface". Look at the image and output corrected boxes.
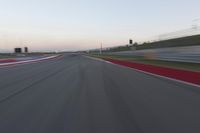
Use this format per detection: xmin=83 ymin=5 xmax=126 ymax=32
xmin=0 ymin=54 xmax=199 ymax=133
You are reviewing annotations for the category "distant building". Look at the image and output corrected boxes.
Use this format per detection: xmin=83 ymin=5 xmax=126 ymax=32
xmin=24 ymin=47 xmax=28 ymax=53
xmin=14 ymin=48 xmax=22 ymax=53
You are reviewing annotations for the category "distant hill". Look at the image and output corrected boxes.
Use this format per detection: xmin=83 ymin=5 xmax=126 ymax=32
xmin=136 ymin=34 xmax=200 ymax=50
xmin=89 ymin=34 xmax=200 ymax=53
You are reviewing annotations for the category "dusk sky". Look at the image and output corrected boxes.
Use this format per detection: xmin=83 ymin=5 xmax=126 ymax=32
xmin=0 ymin=0 xmax=200 ymax=52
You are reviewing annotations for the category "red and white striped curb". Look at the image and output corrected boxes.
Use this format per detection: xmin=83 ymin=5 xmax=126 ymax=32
xmin=85 ymin=56 xmax=200 ymax=88
xmin=0 ymin=55 xmax=61 ymax=67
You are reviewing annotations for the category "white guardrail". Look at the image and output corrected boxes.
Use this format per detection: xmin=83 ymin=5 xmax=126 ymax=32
xmin=107 ymin=46 xmax=200 ymax=63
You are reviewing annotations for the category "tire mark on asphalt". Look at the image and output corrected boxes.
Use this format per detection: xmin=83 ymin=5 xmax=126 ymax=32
xmin=102 ymin=70 xmax=144 ymax=133
xmin=0 ymin=58 xmax=64 ymax=87
xmin=0 ymin=63 xmax=76 ymax=104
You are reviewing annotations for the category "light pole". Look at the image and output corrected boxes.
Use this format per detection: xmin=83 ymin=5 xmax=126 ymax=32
xmin=100 ymin=43 xmax=102 ymax=55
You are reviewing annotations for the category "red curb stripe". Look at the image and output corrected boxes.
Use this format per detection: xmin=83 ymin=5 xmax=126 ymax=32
xmin=0 ymin=59 xmax=17 ymax=63
xmin=105 ymin=58 xmax=200 ymax=86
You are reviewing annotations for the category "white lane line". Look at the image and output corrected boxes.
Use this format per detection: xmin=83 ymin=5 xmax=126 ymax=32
xmin=84 ymin=55 xmax=200 ymax=88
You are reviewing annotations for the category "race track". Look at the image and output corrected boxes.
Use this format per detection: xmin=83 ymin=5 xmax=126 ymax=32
xmin=0 ymin=54 xmax=199 ymax=133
